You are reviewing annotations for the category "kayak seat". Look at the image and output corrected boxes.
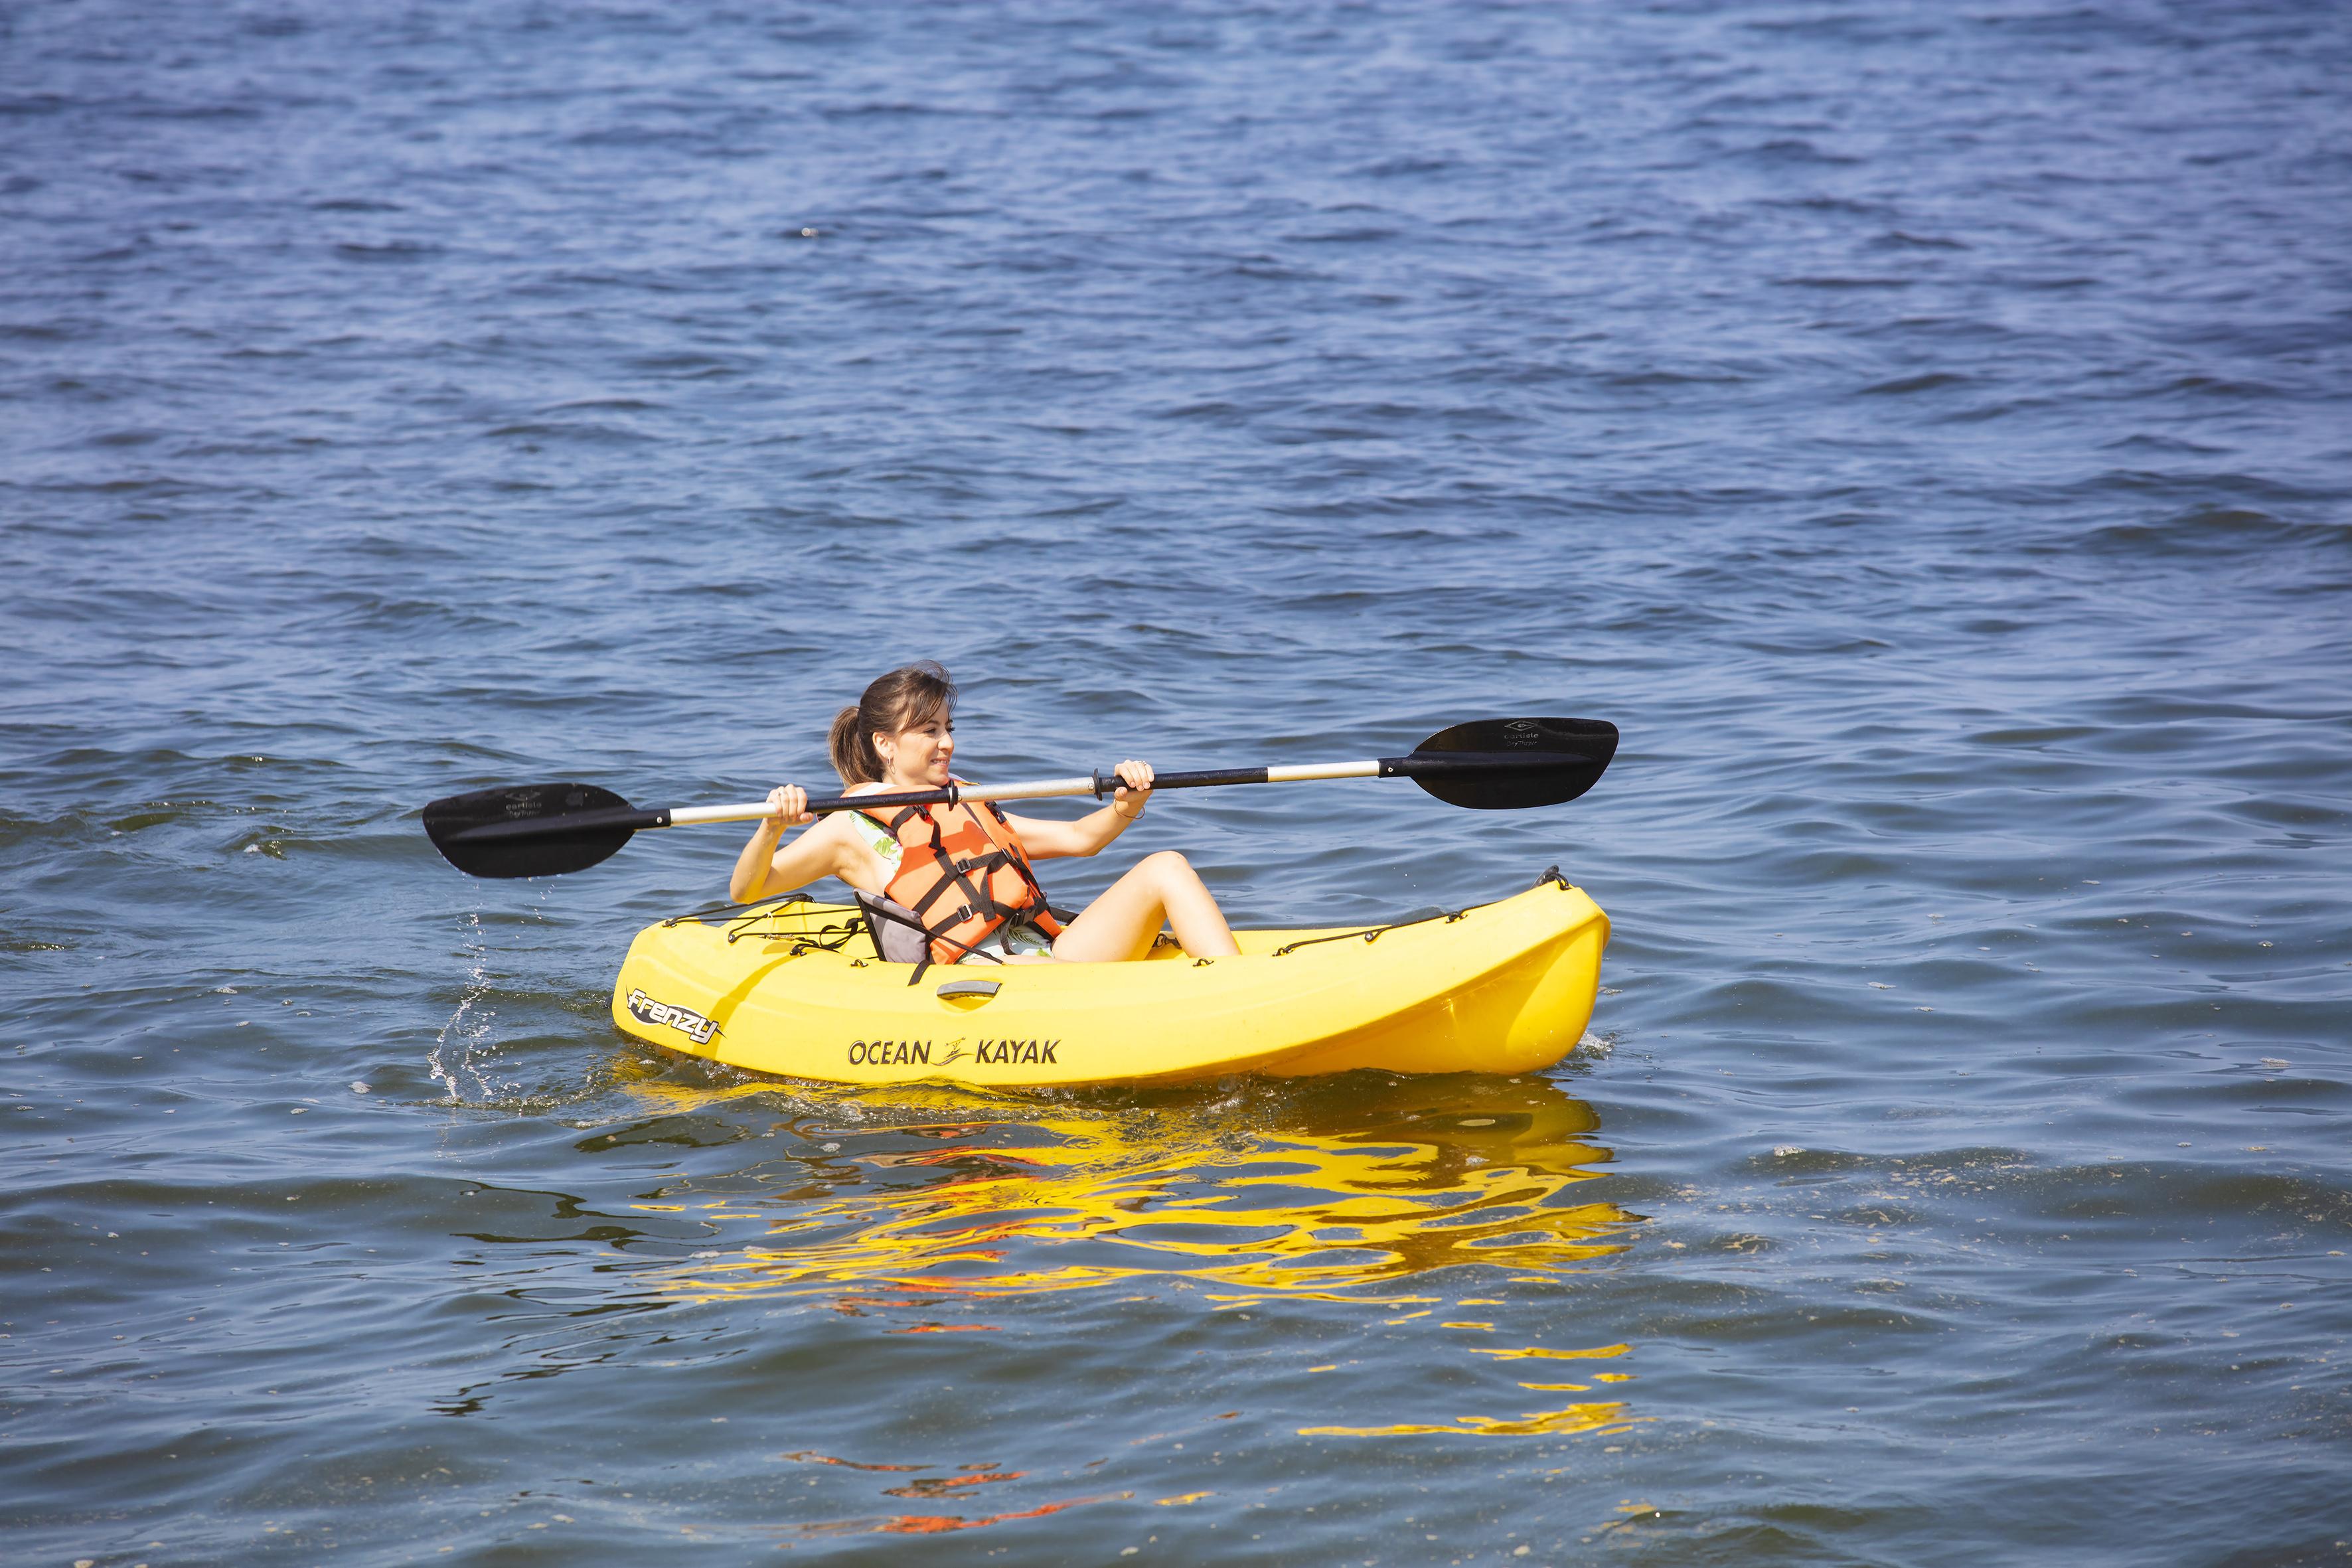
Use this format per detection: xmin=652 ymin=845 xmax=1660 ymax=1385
xmin=854 ymin=892 xmax=933 ymax=965
xmin=855 ymin=892 xmax=1081 ymax=982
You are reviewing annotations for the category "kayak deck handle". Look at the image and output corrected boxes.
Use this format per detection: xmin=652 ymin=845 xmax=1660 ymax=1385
xmin=936 ymin=979 xmax=1002 ymax=1002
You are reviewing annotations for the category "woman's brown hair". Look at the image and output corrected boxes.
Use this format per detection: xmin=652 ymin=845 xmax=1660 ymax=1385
xmin=828 ymin=662 xmax=956 ymax=785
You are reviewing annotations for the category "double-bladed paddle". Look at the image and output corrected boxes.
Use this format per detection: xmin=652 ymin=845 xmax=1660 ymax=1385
xmin=422 ymin=716 xmax=1617 ymax=880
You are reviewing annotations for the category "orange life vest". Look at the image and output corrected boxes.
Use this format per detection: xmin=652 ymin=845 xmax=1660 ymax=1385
xmin=859 ymin=795 xmax=1063 ymax=967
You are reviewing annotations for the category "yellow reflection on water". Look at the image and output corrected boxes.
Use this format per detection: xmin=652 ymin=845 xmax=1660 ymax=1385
xmin=615 ymin=1066 xmax=1647 ymax=1439
xmin=1298 ymin=1399 xmax=1634 ymax=1439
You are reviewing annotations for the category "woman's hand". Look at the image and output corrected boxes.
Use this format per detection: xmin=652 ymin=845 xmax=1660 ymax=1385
xmin=762 ymin=784 xmax=815 ymax=831
xmin=1000 ymin=762 xmax=1153 ymax=860
xmin=733 ymin=784 xmax=826 ymax=902
xmin=1111 ymin=759 xmax=1154 ymax=821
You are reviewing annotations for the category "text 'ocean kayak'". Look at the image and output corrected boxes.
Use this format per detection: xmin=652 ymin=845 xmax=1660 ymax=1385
xmin=610 ymin=870 xmax=1608 ymax=1087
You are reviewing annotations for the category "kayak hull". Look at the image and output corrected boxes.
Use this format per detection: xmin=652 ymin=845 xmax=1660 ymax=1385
xmin=609 ymin=876 xmax=1608 ymax=1087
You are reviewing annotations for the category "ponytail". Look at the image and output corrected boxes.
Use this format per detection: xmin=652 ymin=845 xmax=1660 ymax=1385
xmin=827 ymin=706 xmax=878 ymax=785
xmin=829 ymin=662 xmax=955 ymax=785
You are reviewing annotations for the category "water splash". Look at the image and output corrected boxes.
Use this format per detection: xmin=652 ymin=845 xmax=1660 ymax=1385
xmin=428 ymin=911 xmax=496 ymax=1103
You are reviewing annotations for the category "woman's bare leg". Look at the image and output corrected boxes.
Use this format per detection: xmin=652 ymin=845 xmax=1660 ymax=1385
xmin=1050 ymin=850 xmax=1239 ymax=963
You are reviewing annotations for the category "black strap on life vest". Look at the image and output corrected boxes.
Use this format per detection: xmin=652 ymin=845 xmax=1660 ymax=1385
xmin=860 ymin=802 xmax=1054 ymax=980
xmin=980 ymin=801 xmax=1060 ymax=918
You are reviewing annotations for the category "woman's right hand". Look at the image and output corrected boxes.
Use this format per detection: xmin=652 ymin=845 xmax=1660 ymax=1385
xmin=763 ymin=784 xmax=815 ymax=830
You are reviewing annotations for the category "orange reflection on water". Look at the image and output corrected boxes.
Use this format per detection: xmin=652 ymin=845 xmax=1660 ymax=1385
xmin=882 ymin=1468 xmax=1025 ymax=1500
xmin=840 ymin=1495 xmax=1117 ymax=1538
xmin=771 ymin=1449 xmax=1129 ymax=1540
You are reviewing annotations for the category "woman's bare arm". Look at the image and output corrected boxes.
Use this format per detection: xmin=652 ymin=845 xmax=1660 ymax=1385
xmin=729 ymin=785 xmax=842 ymax=902
xmin=1004 ymin=761 xmax=1154 ymax=860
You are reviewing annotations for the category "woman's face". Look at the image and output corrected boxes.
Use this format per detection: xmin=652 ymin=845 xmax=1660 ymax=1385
xmin=876 ymin=711 xmax=953 ymax=786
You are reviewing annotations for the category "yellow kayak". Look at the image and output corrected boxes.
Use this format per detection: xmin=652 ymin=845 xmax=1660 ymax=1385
xmin=609 ymin=870 xmax=1607 ymax=1087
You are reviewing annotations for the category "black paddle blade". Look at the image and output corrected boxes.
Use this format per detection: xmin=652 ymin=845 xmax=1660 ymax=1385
xmin=1398 ymin=717 xmax=1619 ymax=810
xmin=423 ymin=783 xmax=644 ymax=879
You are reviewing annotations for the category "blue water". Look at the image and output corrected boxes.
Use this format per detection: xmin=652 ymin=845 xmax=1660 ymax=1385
xmin=5 ymin=1 xmax=2349 ymax=1562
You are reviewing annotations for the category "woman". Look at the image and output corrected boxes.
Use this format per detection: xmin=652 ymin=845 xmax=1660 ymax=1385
xmin=730 ymin=663 xmax=1239 ymax=965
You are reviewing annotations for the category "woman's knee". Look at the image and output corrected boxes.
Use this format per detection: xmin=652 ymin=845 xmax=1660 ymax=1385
xmin=1139 ymin=849 xmax=1200 ymax=885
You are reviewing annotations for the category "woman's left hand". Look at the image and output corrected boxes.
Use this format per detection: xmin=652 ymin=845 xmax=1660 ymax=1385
xmin=1111 ymin=759 xmax=1154 ymax=820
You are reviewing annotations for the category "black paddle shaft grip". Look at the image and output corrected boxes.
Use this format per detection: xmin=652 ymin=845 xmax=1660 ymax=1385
xmin=1093 ymin=766 xmax=1271 ymax=797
